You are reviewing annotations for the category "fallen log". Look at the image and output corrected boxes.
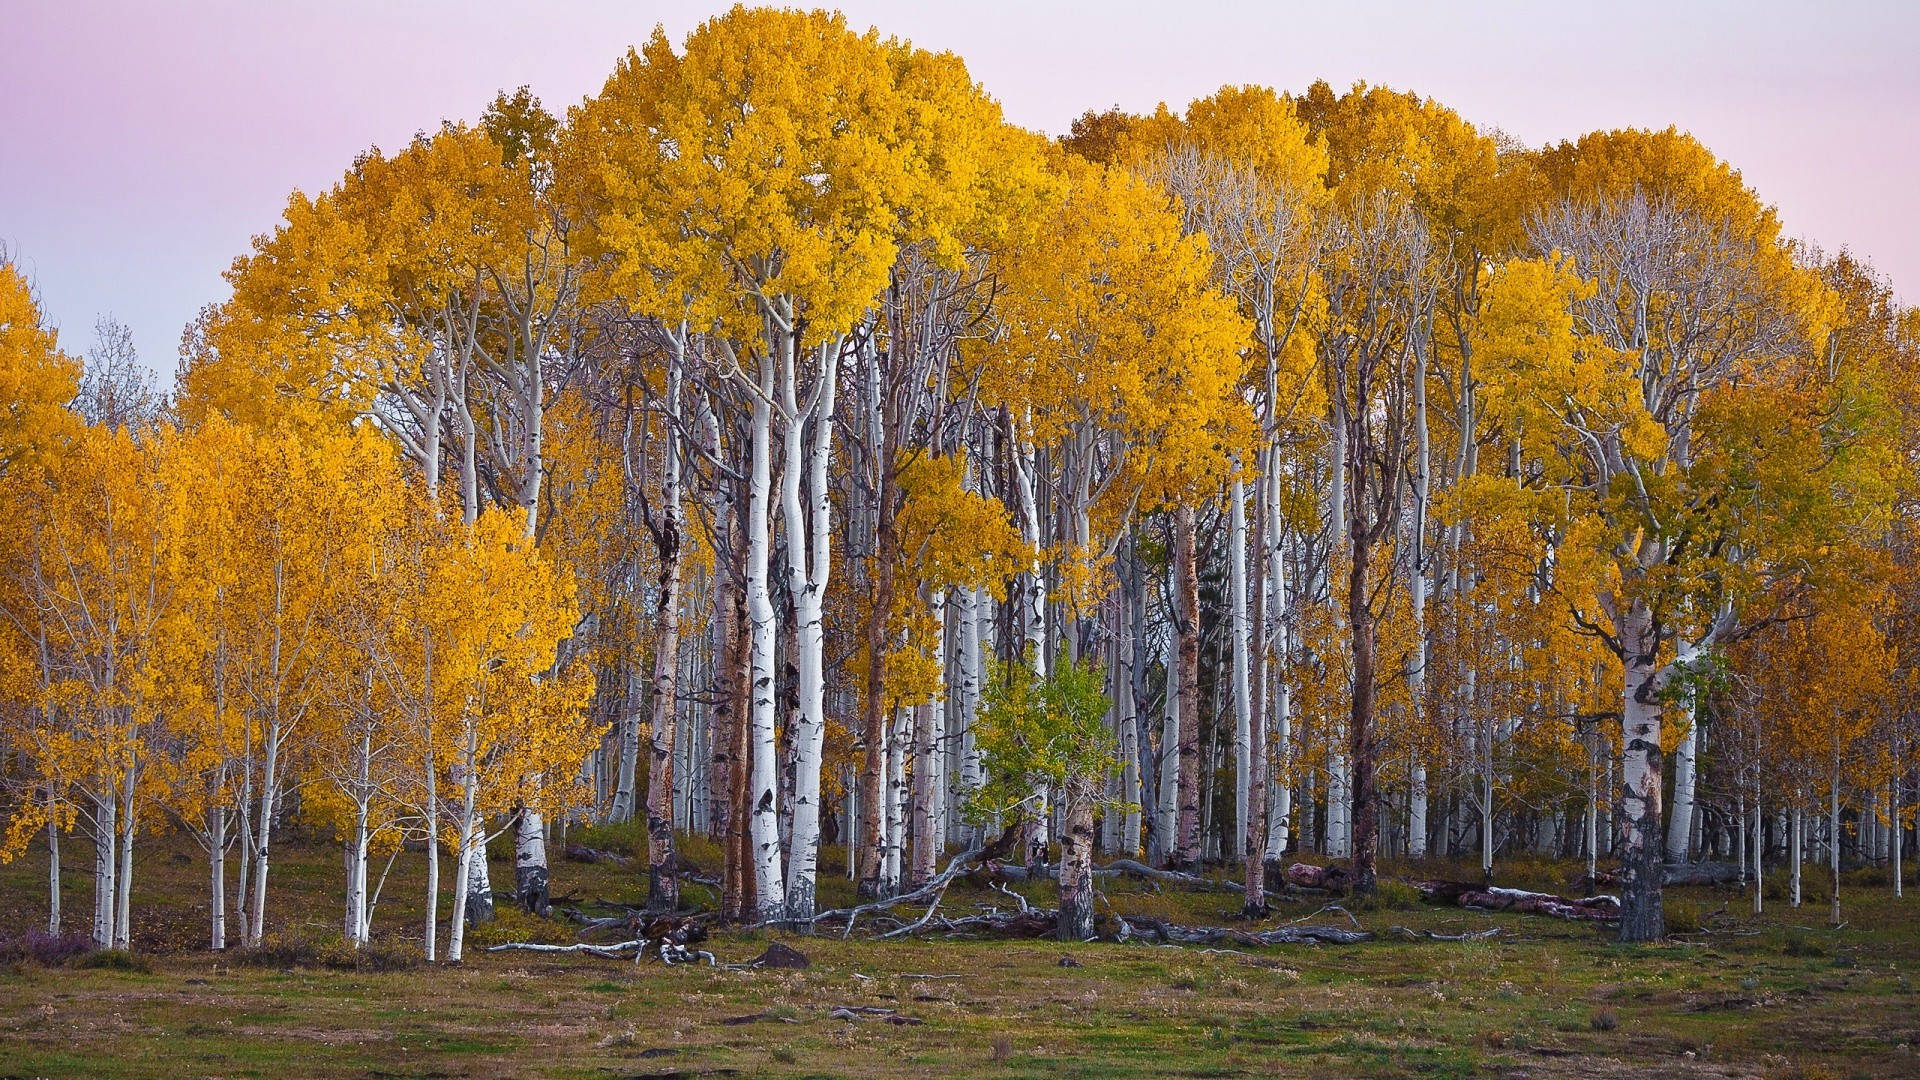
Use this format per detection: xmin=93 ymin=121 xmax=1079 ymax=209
xmin=1126 ymin=915 xmax=1372 ymax=946
xmin=1283 ymin=863 xmax=1353 ymax=893
xmin=1406 ymin=879 xmax=1483 ymax=905
xmin=1410 ymin=880 xmax=1620 ymax=921
xmin=1457 ymin=887 xmax=1619 ymax=921
xmin=1584 ymin=862 xmax=1745 ymax=889
xmin=563 ymin=844 xmax=634 ymax=867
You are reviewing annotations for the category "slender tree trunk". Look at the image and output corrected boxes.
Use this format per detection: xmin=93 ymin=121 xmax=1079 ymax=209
xmin=448 ymin=783 xmax=478 ymax=964
xmin=1791 ymin=803 xmax=1804 ymax=907
xmin=744 ymin=350 xmax=785 ymax=921
xmin=1115 ymin=566 xmax=1142 ymax=857
xmin=1587 ymin=741 xmax=1600 ymax=885
xmin=954 ymin=584 xmax=983 ymax=846
xmin=645 ymin=348 xmax=686 ymax=912
xmin=1348 ymin=526 xmax=1379 ymax=895
xmin=783 ymin=341 xmax=838 ymax=919
xmin=884 ymin=707 xmax=909 ymax=890
xmin=858 ymin=419 xmax=897 ymax=901
xmin=93 ymin=792 xmax=115 ymax=949
xmin=1229 ymin=476 xmax=1252 ymax=863
xmin=1665 ymin=641 xmax=1702 ymax=862
xmin=713 ymin=569 xmax=748 ymax=921
xmin=1889 ymin=768 xmax=1904 ymax=895
xmin=1409 ymin=325 xmax=1432 ymax=860
xmin=910 ymin=698 xmax=938 ymax=888
xmin=1265 ymin=462 xmax=1292 ymax=865
xmin=612 ymin=668 xmax=641 ymax=822
xmin=248 ymin=724 xmax=281 ymax=947
xmin=114 ymin=769 xmax=135 ymax=950
xmin=1830 ymin=760 xmax=1843 ymax=926
xmin=1174 ymin=504 xmax=1202 ymax=871
xmin=423 ymin=748 xmax=439 ymax=961
xmin=347 ymin=797 xmax=369 ymax=945
xmin=46 ymin=788 xmax=60 ymax=937
xmin=209 ymin=803 xmax=226 ymax=949
xmin=1013 ymin=435 xmax=1047 ymax=676
xmin=1243 ymin=489 xmax=1269 ymax=915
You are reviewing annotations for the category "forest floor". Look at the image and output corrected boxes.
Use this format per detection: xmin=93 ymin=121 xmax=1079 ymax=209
xmin=1 ymin=825 xmax=1916 ymax=1079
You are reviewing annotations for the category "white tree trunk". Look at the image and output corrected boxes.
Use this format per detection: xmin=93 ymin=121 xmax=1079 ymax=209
xmin=513 ymin=809 xmax=547 ymax=915
xmin=1012 ymin=434 xmax=1046 ymax=677
xmin=1830 ymin=762 xmax=1842 ymax=926
xmin=612 ymin=678 xmax=641 ymax=822
xmin=92 ymin=792 xmax=114 ymax=948
xmin=47 ymin=790 xmax=61 ymax=937
xmin=1116 ymin=602 xmax=1141 ymax=858
xmin=448 ymin=823 xmax=475 ymax=964
xmin=1157 ymin=636 xmax=1180 ymax=862
xmin=1228 ymin=476 xmax=1251 ymax=863
xmin=1616 ymin=598 xmax=1669 ymax=941
xmin=883 ymin=707 xmax=909 ymax=892
xmin=1665 ymin=640 xmax=1702 ymax=861
xmin=1329 ymin=753 xmax=1351 ymax=859
xmin=745 ymin=352 xmax=785 ymax=922
xmin=347 ymin=799 xmax=369 ymax=945
xmin=1893 ymin=774 xmax=1904 ymax=900
xmin=423 ymin=753 xmax=439 ymax=962
xmin=114 ymin=772 xmax=135 ymax=950
xmin=781 ymin=341 xmax=837 ymax=920
xmin=1790 ymin=803 xmax=1803 ymax=907
xmin=953 ymin=585 xmax=983 ymax=847
xmin=248 ymin=722 xmax=281 ymax=947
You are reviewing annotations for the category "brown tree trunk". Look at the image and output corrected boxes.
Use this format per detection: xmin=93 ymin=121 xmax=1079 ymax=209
xmin=909 ymin=699 xmax=937 ymax=888
xmin=1174 ymin=504 xmax=1203 ymax=871
xmin=1347 ymin=525 xmax=1379 ymax=895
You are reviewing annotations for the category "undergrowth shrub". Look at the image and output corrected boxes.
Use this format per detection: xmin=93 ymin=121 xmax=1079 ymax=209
xmin=234 ymin=931 xmax=422 ymax=970
xmin=1353 ymin=879 xmax=1421 ymax=912
xmin=73 ymin=948 xmax=150 ymax=973
xmin=1664 ymin=896 xmax=1705 ymax=935
xmin=0 ymin=931 xmax=95 ymax=967
xmin=465 ymin=905 xmax=574 ymax=949
xmin=1782 ymin=927 xmax=1826 ymax=958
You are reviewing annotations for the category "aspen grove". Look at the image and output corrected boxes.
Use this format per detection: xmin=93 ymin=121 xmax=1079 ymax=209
xmin=9 ymin=6 xmax=1920 ymax=955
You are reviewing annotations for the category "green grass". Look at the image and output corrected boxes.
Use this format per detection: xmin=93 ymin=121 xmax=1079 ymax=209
xmin=2 ymin=829 xmax=1918 ymax=1077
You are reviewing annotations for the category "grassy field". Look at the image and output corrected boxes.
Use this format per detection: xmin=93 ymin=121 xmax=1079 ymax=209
xmin=1 ymin=824 xmax=1915 ymax=1078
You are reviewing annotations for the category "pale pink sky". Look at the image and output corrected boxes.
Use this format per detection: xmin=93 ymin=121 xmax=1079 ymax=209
xmin=4 ymin=1 xmax=1915 ymax=374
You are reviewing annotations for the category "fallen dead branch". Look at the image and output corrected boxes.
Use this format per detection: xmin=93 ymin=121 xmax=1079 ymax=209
xmin=977 ymin=859 xmax=1239 ymax=892
xmin=1124 ymin=916 xmax=1373 ymax=946
xmin=802 ymin=844 xmax=984 ymax=938
xmin=487 ymin=939 xmax=641 ymax=959
xmin=1411 ymin=880 xmax=1620 ymax=921
xmin=1393 ymin=926 xmax=1503 ymax=941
